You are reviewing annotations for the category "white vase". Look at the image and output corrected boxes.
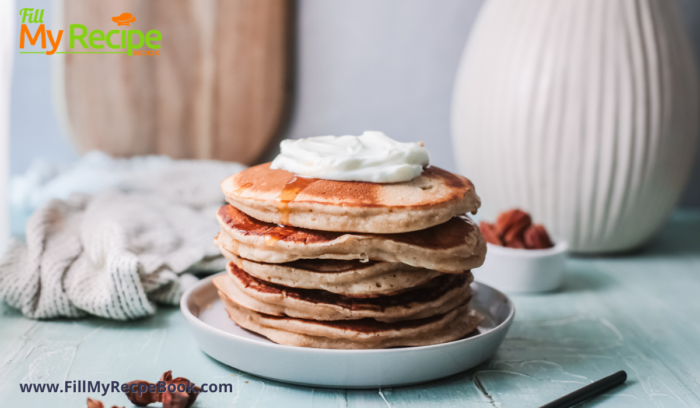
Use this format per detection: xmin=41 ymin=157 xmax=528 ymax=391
xmin=452 ymin=0 xmax=700 ymax=253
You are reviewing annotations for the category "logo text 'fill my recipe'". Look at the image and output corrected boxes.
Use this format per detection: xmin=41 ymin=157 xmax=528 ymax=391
xmin=19 ymin=8 xmax=161 ymax=56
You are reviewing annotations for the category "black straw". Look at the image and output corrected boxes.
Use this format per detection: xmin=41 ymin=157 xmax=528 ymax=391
xmin=539 ymin=370 xmax=627 ymax=408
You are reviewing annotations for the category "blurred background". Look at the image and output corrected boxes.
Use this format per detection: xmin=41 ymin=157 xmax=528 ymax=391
xmin=9 ymin=0 xmax=698 ymax=202
xmin=4 ymin=0 xmax=700 ymax=253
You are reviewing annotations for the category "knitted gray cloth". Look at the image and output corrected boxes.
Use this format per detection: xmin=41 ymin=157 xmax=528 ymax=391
xmin=0 ymin=158 xmax=245 ymax=320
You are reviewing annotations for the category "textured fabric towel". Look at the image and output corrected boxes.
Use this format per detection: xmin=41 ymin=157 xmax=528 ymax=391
xmin=0 ymin=154 xmax=245 ymax=320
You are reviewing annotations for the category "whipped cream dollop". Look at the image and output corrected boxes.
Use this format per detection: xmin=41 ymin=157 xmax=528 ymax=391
xmin=270 ymin=131 xmax=430 ymax=183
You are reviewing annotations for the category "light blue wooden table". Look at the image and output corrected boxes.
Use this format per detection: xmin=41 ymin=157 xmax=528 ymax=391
xmin=1 ymin=210 xmax=699 ymax=408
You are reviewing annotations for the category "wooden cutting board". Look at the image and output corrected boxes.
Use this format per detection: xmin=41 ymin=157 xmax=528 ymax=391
xmin=56 ymin=0 xmax=291 ymax=164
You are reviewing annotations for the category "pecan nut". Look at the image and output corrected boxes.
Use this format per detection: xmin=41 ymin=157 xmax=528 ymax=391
xmin=125 ymin=380 xmax=158 ymax=407
xmin=124 ymin=371 xmax=201 ymax=408
xmin=524 ymin=224 xmax=554 ymax=249
xmin=505 ymin=236 xmax=526 ymax=249
xmin=482 ymin=209 xmax=554 ymax=250
xmin=495 ymin=209 xmax=532 ymax=245
xmin=479 ymin=221 xmax=503 ymax=246
xmin=161 ymin=371 xmax=201 ymax=408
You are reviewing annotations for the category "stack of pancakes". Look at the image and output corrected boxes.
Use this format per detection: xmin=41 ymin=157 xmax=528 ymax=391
xmin=213 ymin=163 xmax=487 ymax=349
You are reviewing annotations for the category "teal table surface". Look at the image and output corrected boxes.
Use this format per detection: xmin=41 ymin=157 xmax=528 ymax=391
xmin=1 ymin=211 xmax=699 ymax=408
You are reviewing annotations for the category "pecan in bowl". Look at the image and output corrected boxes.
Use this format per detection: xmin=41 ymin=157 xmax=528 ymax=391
xmin=480 ymin=209 xmax=554 ymax=250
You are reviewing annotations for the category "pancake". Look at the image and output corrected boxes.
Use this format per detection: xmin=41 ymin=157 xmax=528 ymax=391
xmin=218 ymin=248 xmax=443 ymax=297
xmin=216 ymin=205 xmax=486 ymax=273
xmin=222 ymin=163 xmax=481 ymax=233
xmin=220 ymin=294 xmax=483 ymax=349
xmin=213 ymin=264 xmax=473 ymax=322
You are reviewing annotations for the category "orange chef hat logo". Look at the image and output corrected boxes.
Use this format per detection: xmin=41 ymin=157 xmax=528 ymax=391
xmin=112 ymin=13 xmax=136 ymax=26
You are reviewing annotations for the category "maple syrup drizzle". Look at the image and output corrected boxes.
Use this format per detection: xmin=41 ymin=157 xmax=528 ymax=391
xmin=264 ymin=227 xmax=296 ymax=246
xmin=274 ymin=176 xmax=318 ymax=226
xmin=232 ymin=182 xmax=253 ymax=197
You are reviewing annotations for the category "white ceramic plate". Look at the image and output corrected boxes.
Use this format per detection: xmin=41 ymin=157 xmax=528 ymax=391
xmin=181 ymin=273 xmax=515 ymax=388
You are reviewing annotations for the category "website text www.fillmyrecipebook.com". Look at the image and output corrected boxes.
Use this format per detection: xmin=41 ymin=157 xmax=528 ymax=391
xmin=19 ymin=380 xmax=232 ymax=397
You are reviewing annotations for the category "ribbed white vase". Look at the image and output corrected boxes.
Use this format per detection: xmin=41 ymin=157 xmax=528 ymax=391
xmin=452 ymin=0 xmax=700 ymax=253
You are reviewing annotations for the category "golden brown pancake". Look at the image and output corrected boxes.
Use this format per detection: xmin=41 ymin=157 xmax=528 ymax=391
xmin=222 ymin=163 xmax=481 ymax=233
xmin=218 ymin=249 xmax=443 ymax=297
xmin=220 ymin=294 xmax=483 ymax=349
xmin=216 ymin=205 xmax=486 ymax=273
xmin=213 ymin=263 xmax=473 ymax=322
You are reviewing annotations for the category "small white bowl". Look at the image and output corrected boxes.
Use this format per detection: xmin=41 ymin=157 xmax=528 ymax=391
xmin=472 ymin=241 xmax=568 ymax=294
